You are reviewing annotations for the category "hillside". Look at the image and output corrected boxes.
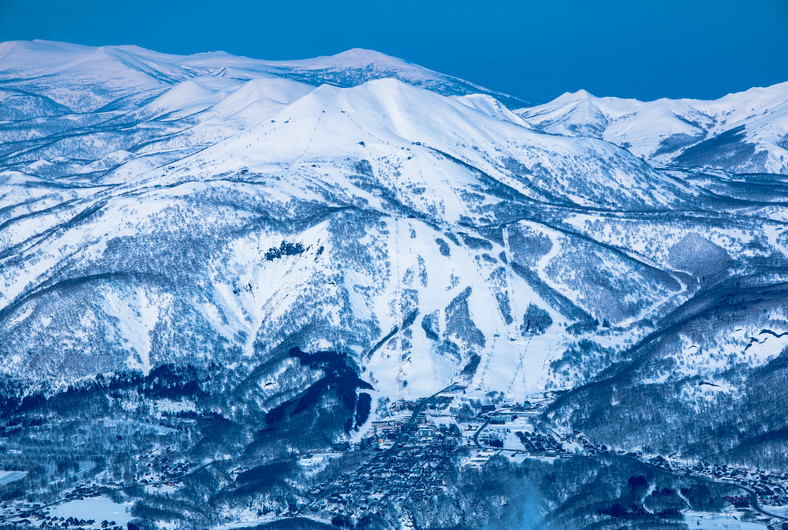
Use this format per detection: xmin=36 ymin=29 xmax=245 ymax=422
xmin=1 ymin=41 xmax=787 ymax=529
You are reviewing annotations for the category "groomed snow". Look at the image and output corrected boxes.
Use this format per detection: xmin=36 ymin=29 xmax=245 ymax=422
xmin=0 ymin=470 xmax=27 ymax=486
xmin=48 ymin=496 xmax=133 ymax=525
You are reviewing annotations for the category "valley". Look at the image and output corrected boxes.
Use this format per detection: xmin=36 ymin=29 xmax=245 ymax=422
xmin=2 ymin=385 xmax=788 ymax=528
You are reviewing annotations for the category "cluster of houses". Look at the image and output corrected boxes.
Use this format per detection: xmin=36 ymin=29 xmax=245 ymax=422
xmin=304 ymin=423 xmax=462 ymax=520
xmin=315 ymin=387 xmax=788 ymax=528
xmin=512 ymin=430 xmax=563 ymax=454
xmin=13 ymin=514 xmax=122 ymax=530
xmin=0 ymin=448 xmax=189 ymax=529
xmin=133 ymin=451 xmax=190 ymax=487
xmin=4 ymin=383 xmax=788 ymax=529
xmin=667 ymin=460 xmax=788 ymax=514
xmin=0 ymin=482 xmax=113 ymax=528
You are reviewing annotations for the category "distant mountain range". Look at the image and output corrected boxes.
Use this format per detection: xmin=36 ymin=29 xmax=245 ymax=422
xmin=518 ymin=84 xmax=788 ymax=175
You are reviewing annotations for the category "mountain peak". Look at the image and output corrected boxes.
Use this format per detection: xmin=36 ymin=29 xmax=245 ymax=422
xmin=312 ymin=47 xmax=412 ymax=68
xmin=2 ymin=38 xmax=788 ymax=529
xmin=552 ymin=89 xmax=597 ymax=103
xmin=0 ymin=40 xmax=531 ymax=109
xmin=259 ymin=47 xmax=418 ymax=74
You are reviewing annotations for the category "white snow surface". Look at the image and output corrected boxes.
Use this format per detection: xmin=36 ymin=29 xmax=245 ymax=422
xmin=517 ymin=83 xmax=788 ymax=175
xmin=0 ymin=40 xmax=786 ymax=410
xmin=48 ymin=496 xmax=133 ymax=524
xmin=0 ymin=470 xmax=27 ymax=485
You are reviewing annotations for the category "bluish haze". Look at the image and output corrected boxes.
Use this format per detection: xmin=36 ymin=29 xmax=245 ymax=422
xmin=0 ymin=0 xmax=786 ymax=103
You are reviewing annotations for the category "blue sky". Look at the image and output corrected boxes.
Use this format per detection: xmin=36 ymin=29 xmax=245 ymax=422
xmin=1 ymin=0 xmax=786 ymax=103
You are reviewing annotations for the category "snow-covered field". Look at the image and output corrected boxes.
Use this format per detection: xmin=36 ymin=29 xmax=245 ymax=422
xmin=683 ymin=510 xmax=767 ymax=529
xmin=0 ymin=470 xmax=27 ymax=486
xmin=48 ymin=496 xmax=132 ymax=525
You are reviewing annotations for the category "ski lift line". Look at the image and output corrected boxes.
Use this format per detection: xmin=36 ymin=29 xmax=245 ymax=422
xmin=537 ymin=344 xmax=555 ymax=389
xmin=291 ymin=112 xmax=324 ymax=167
xmin=393 ymin=214 xmax=405 ymax=400
xmin=501 ymin=224 xmax=517 ymax=342
xmin=341 ymin=106 xmax=395 ymax=148
xmin=504 ymin=332 xmax=533 ymax=397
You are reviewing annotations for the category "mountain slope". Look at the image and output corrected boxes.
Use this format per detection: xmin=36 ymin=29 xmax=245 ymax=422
xmin=0 ymin=40 xmax=787 ymax=529
xmin=0 ymin=75 xmax=700 ymax=399
xmin=0 ymin=40 xmax=530 ymax=113
xmin=1 ymin=41 xmax=786 ymax=402
xmin=517 ymin=83 xmax=788 ymax=175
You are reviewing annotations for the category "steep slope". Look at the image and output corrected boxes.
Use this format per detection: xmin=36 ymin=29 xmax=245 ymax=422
xmin=240 ymin=47 xmax=532 ymax=108
xmin=0 ymin=71 xmax=706 ymax=402
xmin=1 ymin=42 xmax=785 ymax=408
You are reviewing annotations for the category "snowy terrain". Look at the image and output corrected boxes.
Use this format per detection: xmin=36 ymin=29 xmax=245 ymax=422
xmin=0 ymin=470 xmax=27 ymax=486
xmin=1 ymin=40 xmax=786 ymax=407
xmin=0 ymin=40 xmax=787 ymax=528
xmin=49 ymin=496 xmax=132 ymax=526
xmin=517 ymin=84 xmax=788 ymax=175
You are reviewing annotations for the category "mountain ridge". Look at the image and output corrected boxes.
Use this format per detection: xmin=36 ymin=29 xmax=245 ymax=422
xmin=0 ymin=39 xmax=787 ymax=529
xmin=0 ymin=39 xmax=532 ymax=111
xmin=517 ymin=81 xmax=788 ymax=175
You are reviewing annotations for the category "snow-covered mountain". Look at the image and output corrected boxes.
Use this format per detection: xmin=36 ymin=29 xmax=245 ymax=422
xmin=1 ymin=40 xmax=788 ymax=485
xmin=0 ymin=39 xmax=530 ymax=114
xmin=517 ymin=84 xmax=788 ymax=175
